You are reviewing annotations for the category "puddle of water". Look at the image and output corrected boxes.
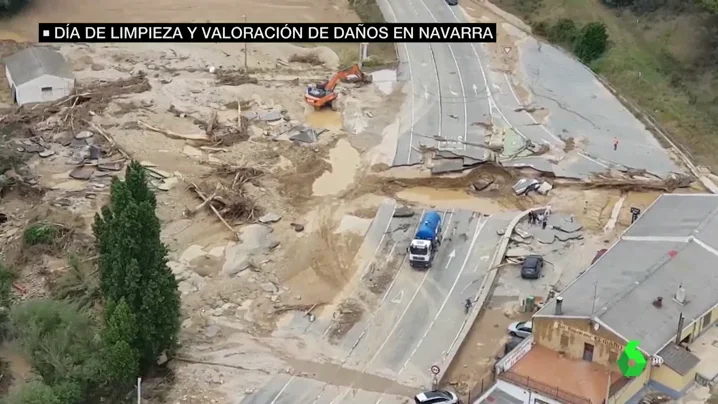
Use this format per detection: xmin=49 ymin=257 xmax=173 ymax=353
xmin=306 ymin=110 xmax=342 ymax=130
xmin=312 ymin=139 xmax=360 ymax=197
xmin=397 ymin=187 xmax=506 ymax=213
xmin=371 ymin=69 xmax=397 ymax=95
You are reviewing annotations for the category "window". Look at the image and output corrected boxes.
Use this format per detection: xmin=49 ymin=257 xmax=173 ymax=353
xmin=703 ymin=312 xmax=712 ymax=329
xmin=41 ymin=87 xmax=52 ymax=92
xmin=560 ymin=334 xmax=569 ymax=348
xmin=535 ymin=399 xmax=550 ymax=404
xmin=608 ymin=350 xmax=618 ymax=364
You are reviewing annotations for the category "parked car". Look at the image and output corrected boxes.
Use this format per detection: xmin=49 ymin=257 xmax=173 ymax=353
xmin=508 ymin=321 xmax=532 ymax=338
xmin=445 ymin=0 xmax=458 ymax=5
xmin=504 ymin=335 xmax=524 ymax=355
xmin=414 ymin=390 xmax=460 ymax=404
xmin=521 ymin=255 xmax=544 ymax=279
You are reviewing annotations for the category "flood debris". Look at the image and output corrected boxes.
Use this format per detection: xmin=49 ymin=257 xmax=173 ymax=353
xmin=393 ymin=206 xmax=414 ymax=218
xmin=2 ymin=73 xmax=150 ymax=134
xmin=513 ymin=178 xmax=541 ymax=195
xmin=259 ymin=212 xmax=282 ymax=224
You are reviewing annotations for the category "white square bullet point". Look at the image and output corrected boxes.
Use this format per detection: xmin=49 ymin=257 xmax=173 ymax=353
xmin=42 ymin=30 xmax=50 ymax=37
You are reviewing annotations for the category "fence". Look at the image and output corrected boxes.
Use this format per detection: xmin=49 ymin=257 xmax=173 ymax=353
xmin=498 ymin=370 xmax=593 ymax=404
xmin=466 ymin=373 xmax=496 ymax=403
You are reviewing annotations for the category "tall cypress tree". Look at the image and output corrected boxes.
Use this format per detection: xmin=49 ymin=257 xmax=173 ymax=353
xmin=93 ymin=161 xmax=180 ymax=372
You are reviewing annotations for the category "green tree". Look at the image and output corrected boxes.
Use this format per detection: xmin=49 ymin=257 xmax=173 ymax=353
xmin=548 ymin=18 xmax=579 ymax=47
xmin=0 ymin=264 xmax=14 ymax=335
xmin=9 ymin=300 xmax=104 ymax=401
xmin=93 ymin=161 xmax=180 ymax=372
xmin=102 ymin=298 xmax=140 ymax=388
xmin=3 ymin=380 xmax=62 ymax=404
xmin=574 ymin=22 xmax=610 ymax=64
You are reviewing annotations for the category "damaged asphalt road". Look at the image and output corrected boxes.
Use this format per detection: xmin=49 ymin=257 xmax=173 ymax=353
xmin=240 ymin=203 xmax=519 ymax=403
xmin=382 ymin=0 xmax=685 ymax=180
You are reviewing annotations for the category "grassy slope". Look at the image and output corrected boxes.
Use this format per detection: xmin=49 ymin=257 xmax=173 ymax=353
xmin=490 ymin=0 xmax=718 ymax=170
xmin=297 ymin=0 xmax=397 ymax=69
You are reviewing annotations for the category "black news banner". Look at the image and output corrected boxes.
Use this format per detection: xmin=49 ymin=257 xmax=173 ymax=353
xmin=39 ymin=23 xmax=497 ymax=43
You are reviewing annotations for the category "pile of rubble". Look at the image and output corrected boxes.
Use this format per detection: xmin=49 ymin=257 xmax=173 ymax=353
xmin=506 ymin=212 xmax=585 ymax=261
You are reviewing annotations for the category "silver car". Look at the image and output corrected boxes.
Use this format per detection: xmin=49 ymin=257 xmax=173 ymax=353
xmin=414 ymin=390 xmax=460 ymax=404
xmin=508 ymin=320 xmax=532 ymax=339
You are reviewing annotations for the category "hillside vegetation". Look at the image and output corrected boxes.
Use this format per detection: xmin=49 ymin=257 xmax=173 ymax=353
xmin=491 ymin=0 xmax=718 ymax=170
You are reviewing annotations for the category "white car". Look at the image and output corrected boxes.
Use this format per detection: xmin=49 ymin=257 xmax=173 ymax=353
xmin=414 ymin=390 xmax=460 ymax=404
xmin=508 ymin=321 xmax=533 ymax=339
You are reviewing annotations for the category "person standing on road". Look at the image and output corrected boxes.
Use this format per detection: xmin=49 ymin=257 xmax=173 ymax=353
xmin=545 ymin=204 xmax=552 ymax=218
xmin=528 ymin=211 xmax=535 ymax=225
xmin=613 ymin=137 xmax=619 ymax=151
xmin=542 ymin=215 xmax=548 ymax=230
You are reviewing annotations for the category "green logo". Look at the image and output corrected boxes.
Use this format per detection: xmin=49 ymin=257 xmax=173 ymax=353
xmin=617 ymin=340 xmax=647 ymax=377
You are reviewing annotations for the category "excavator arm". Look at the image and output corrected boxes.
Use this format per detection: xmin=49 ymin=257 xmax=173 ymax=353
xmin=305 ymin=64 xmax=373 ymax=110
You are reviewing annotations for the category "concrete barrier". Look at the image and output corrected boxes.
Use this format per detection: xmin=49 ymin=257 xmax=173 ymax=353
xmin=436 ymin=207 xmax=547 ymax=385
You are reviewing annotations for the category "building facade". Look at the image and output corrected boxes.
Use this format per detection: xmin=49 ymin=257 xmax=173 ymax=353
xmin=477 ymin=194 xmax=718 ymax=404
xmin=4 ymin=47 xmax=74 ymax=105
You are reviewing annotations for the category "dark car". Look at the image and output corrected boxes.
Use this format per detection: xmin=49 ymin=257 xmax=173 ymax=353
xmin=520 ymin=255 xmax=544 ymax=279
xmin=446 ymin=0 xmax=458 ymax=5
xmin=504 ymin=335 xmax=524 ymax=355
xmin=414 ymin=390 xmax=460 ymax=404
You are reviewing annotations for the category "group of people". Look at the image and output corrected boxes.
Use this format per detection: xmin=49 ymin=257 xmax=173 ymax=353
xmin=527 ymin=204 xmax=552 ymax=229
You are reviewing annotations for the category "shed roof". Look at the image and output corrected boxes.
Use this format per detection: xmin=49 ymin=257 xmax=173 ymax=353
xmin=537 ymin=194 xmax=718 ymax=355
xmin=657 ymin=344 xmax=700 ymax=376
xmin=4 ymin=47 xmax=73 ymax=86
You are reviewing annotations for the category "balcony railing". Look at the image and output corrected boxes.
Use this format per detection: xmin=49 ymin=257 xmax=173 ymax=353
xmin=498 ymin=370 xmax=593 ymax=404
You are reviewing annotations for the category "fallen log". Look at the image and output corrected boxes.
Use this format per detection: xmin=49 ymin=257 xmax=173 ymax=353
xmin=189 ymin=182 xmax=239 ymax=239
xmin=87 ymin=121 xmax=131 ymax=160
xmin=138 ymin=120 xmax=211 ymax=142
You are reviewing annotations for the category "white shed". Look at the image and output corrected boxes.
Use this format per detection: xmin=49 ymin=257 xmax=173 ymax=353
xmin=4 ymin=47 xmax=75 ymax=106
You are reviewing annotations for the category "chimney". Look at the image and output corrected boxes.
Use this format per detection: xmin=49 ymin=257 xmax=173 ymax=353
xmin=555 ymin=296 xmax=564 ymax=315
xmin=675 ymin=284 xmax=686 ymax=305
xmin=675 ymin=313 xmax=685 ymax=345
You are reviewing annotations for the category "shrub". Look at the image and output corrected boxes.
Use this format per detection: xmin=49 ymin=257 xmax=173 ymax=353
xmin=574 ymin=22 xmax=610 ymax=63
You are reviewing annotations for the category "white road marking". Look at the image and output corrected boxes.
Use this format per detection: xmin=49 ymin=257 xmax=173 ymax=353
xmin=322 ymin=204 xmax=396 ymax=339
xmin=445 ymin=249 xmax=456 ymax=268
xmin=391 ymin=290 xmax=404 ymax=304
xmin=415 ymin=0 xmax=468 ymax=151
xmin=378 ymin=0 xmax=416 ymax=165
xmin=503 ymin=72 xmax=563 ymax=145
xmin=316 ymin=209 xmax=444 ymax=404
xmin=269 ymin=375 xmax=295 ymax=404
xmin=441 ymin=226 xmax=506 ymax=365
xmin=375 ymin=215 xmax=489 ymax=404
xmin=329 ymin=210 xmax=454 ymax=404
xmin=398 ymin=215 xmax=487 ymax=372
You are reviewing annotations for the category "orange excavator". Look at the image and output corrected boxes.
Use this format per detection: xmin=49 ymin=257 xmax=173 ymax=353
xmin=304 ymin=64 xmax=373 ymax=111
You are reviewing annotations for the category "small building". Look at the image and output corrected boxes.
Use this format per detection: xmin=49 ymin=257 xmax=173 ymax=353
xmin=4 ymin=47 xmax=74 ymax=105
xmin=478 ymin=194 xmax=718 ymax=404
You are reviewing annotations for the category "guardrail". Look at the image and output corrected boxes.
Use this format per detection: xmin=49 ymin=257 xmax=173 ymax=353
xmin=498 ymin=370 xmax=593 ymax=404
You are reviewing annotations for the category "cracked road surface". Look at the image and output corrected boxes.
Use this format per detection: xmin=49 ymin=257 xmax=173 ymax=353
xmin=383 ymin=0 xmax=684 ymax=179
xmin=240 ymin=204 xmax=518 ymax=403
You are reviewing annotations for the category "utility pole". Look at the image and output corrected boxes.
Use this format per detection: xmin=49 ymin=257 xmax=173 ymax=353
xmin=243 ymin=15 xmax=248 ymax=76
xmin=137 ymin=377 xmax=142 ymax=404
xmin=358 ymin=43 xmax=364 ymax=69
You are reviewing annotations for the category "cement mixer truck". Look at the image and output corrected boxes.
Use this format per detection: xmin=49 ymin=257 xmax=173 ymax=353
xmin=408 ymin=211 xmax=443 ymax=269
